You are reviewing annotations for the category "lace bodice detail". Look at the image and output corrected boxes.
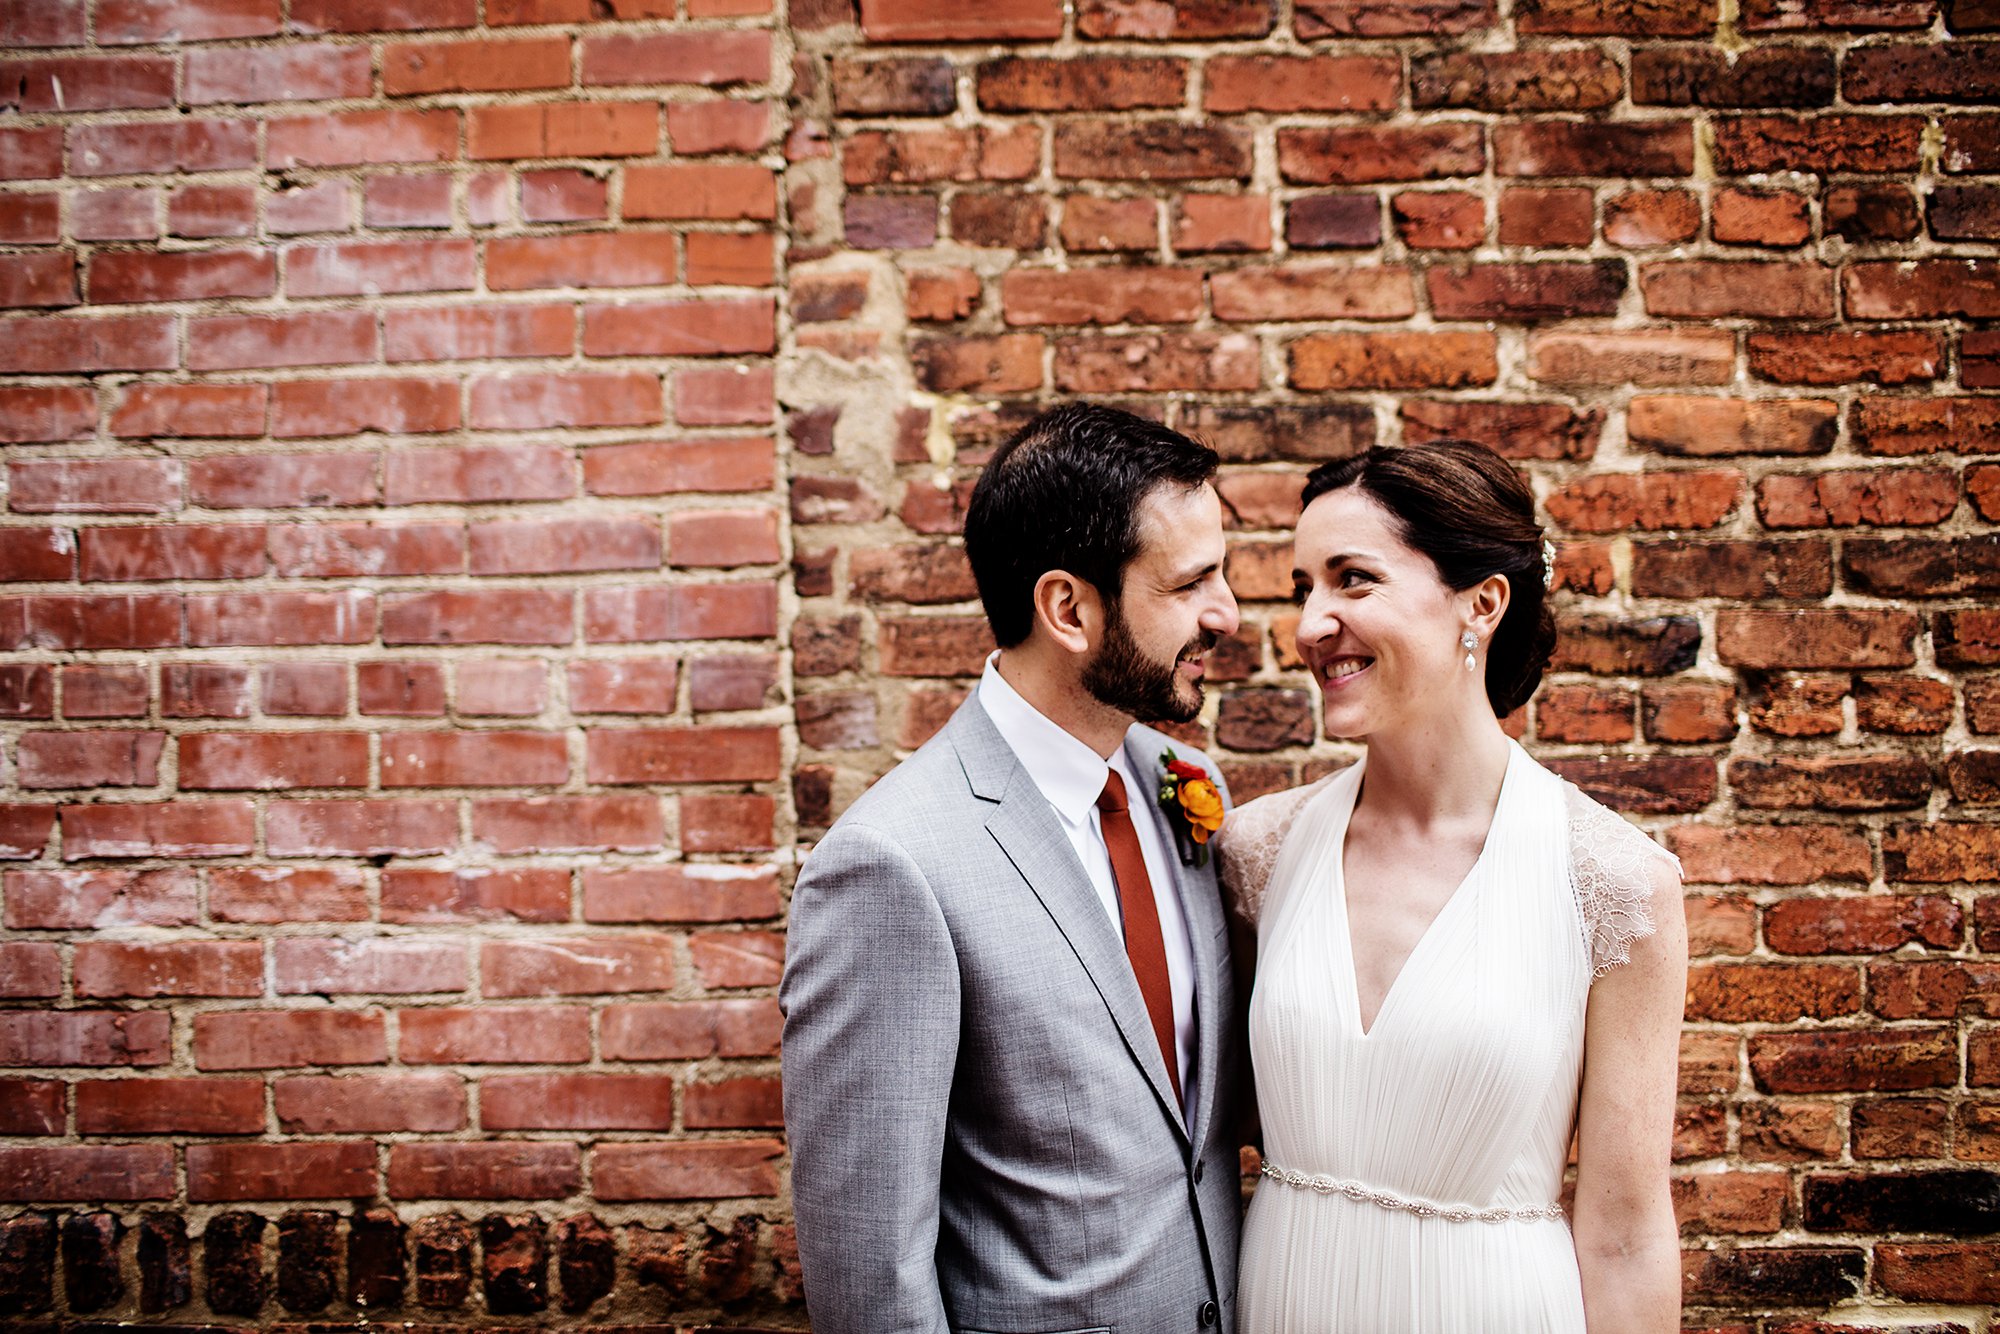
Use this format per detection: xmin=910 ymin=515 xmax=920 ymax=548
xmin=1216 ymin=769 xmax=1678 ymax=978
xmin=1561 ymin=780 xmax=1679 ymax=976
xmin=1216 ymin=771 xmax=1342 ymax=928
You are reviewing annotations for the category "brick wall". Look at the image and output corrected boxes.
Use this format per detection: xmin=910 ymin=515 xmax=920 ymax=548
xmin=3 ymin=0 xmax=1998 ymax=1326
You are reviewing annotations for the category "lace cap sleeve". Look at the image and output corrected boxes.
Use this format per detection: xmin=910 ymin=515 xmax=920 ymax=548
xmin=1563 ymin=782 xmax=1682 ymax=978
xmin=1215 ymin=772 xmax=1340 ymax=928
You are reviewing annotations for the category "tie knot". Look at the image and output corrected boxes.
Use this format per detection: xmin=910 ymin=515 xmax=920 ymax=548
xmin=1097 ymin=768 xmax=1128 ymax=815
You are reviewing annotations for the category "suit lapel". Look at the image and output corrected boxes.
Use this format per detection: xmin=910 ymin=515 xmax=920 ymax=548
xmin=949 ymin=700 xmax=1192 ymax=1141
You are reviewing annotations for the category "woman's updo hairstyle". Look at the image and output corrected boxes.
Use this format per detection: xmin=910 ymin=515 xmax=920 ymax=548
xmin=1299 ymin=438 xmax=1557 ymax=718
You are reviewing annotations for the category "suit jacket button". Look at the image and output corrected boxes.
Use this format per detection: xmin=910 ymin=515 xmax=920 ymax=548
xmin=1199 ymin=1299 xmax=1219 ymax=1326
xmin=1192 ymin=1159 xmax=1205 ymax=1183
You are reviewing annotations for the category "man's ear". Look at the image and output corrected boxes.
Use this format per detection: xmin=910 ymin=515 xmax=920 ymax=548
xmin=1466 ymin=573 xmax=1511 ymax=641
xmin=1030 ymin=569 xmax=1102 ymax=656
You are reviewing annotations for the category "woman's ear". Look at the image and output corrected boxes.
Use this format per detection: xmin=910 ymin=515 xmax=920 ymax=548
xmin=1467 ymin=573 xmax=1511 ymax=641
xmin=1031 ymin=568 xmax=1102 ymax=657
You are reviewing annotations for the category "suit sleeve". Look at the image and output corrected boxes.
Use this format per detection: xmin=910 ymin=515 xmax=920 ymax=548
xmin=780 ymin=820 xmax=959 ymax=1334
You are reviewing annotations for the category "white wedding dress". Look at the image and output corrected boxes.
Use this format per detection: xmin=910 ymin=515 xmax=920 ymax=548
xmin=1218 ymin=740 xmax=1675 ymax=1334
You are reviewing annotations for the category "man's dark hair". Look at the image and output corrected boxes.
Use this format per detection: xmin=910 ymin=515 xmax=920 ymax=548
xmin=963 ymin=404 xmax=1220 ymax=649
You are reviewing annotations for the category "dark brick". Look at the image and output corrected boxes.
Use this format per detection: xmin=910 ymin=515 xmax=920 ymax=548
xmin=1427 ymin=260 xmax=1625 ymax=320
xmin=1295 ymin=0 xmax=1491 ymax=35
xmin=1630 ymin=539 xmax=1832 ymax=600
xmin=556 ymin=1214 xmax=615 ymax=1315
xmin=1931 ymin=185 xmax=2000 ymax=240
xmin=138 ymin=1212 xmax=190 ymax=1314
xmin=412 ymin=1213 xmax=473 ymax=1310
xmin=1827 ymin=183 xmax=1923 ymax=241
xmin=1216 ymin=688 xmax=1314 ymax=752
xmin=60 ymin=1213 xmax=121 ymax=1313
xmin=1846 ymin=42 xmax=2000 ymax=102
xmin=1947 ymin=749 xmax=2000 ymax=804
xmin=1516 ymin=0 xmax=1717 ymax=34
xmin=0 ymin=1214 xmax=54 ymax=1317
xmin=697 ymin=1215 xmax=759 ymax=1302
xmin=1728 ymin=753 xmax=1932 ymax=811
xmin=203 ymin=1212 xmax=267 ymax=1318
xmin=276 ymin=1211 xmax=336 ymax=1314
xmin=1411 ymin=48 xmax=1621 ymax=111
xmin=1682 ymin=1246 xmax=1866 ymax=1305
xmin=1551 ymin=615 xmax=1702 ymax=675
xmin=1803 ymin=1170 xmax=2000 ymax=1234
xmin=1402 ymin=399 xmax=1601 ymax=460
xmin=629 ymin=1222 xmax=690 ymax=1302
xmin=1843 ymin=536 xmax=2000 ymax=598
xmin=1632 ymin=44 xmax=1835 ymax=106
xmin=832 ymin=57 xmax=955 ymax=116
xmin=1713 ymin=114 xmax=1925 ymax=173
xmin=345 ymin=1207 xmax=405 ymax=1310
xmin=480 ymin=1214 xmax=547 ymax=1315
xmin=1286 ymin=194 xmax=1382 ymax=248
xmin=1545 ymin=755 xmax=1717 ymax=814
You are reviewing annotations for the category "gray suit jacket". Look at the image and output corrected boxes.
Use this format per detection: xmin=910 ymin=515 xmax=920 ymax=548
xmin=781 ymin=695 xmax=1242 ymax=1334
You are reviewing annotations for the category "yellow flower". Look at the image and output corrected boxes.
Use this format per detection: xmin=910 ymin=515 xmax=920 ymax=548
xmin=1179 ymin=778 xmax=1224 ymax=844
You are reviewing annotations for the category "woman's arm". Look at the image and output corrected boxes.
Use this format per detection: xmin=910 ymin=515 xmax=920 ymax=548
xmin=1573 ymin=854 xmax=1688 ymax=1334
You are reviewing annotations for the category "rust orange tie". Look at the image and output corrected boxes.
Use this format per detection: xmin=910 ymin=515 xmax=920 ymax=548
xmin=1097 ymin=768 xmax=1181 ymax=1105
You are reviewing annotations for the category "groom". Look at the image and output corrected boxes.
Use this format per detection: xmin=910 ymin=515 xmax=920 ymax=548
xmin=781 ymin=403 xmax=1245 ymax=1332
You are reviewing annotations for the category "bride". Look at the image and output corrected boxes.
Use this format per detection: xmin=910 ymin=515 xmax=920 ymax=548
xmin=1218 ymin=439 xmax=1686 ymax=1333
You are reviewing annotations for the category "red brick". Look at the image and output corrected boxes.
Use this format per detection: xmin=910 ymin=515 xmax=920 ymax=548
xmin=260 ymin=661 xmax=350 ymax=716
xmin=1207 ymin=55 xmax=1397 ymax=112
xmin=582 ymin=297 xmax=774 ymax=355
xmin=1279 ymin=125 xmax=1482 ymax=184
xmin=188 ymin=1141 xmax=377 ymax=1202
xmin=265 ymin=179 xmax=355 ymax=233
xmin=685 ymin=1075 xmax=782 ymax=1129
xmin=456 ymin=658 xmax=548 ymax=715
xmin=1668 ymin=826 xmax=1872 ymax=885
xmin=1000 ymin=267 xmax=1202 ymax=327
xmin=274 ymin=937 xmax=469 ymax=994
xmin=288 ymin=0 xmax=477 ymax=31
xmin=382 ymin=35 xmax=569 ymax=96
xmin=592 ymin=1139 xmax=782 ymax=1201
xmin=1853 ymin=397 xmax=2000 ymax=456
xmin=265 ymin=798 xmax=456 ymax=857
xmin=568 ymin=657 xmax=678 ymax=714
xmin=1546 ymin=470 xmax=1741 ymax=532
xmin=1392 ymin=191 xmax=1484 ymax=250
xmin=0 ymin=1145 xmax=174 ymax=1202
xmin=380 ymin=730 xmax=568 ymax=787
xmin=1686 ymin=963 xmax=1861 ymax=1023
xmin=1498 ymin=187 xmax=1595 ymax=247
xmin=1055 ymin=331 xmax=1261 ymax=392
xmin=285 ymin=238 xmax=474 ymax=298
xmin=187 ymin=452 xmax=376 ymax=508
xmin=195 ymin=1009 xmax=387 ymax=1071
xmin=1293 ymin=0 xmax=1484 ymax=35
xmin=1717 ymin=608 xmax=1918 ymax=669
xmin=625 ymin=164 xmax=777 ymax=221
xmin=187 ymin=310 xmax=375 ymax=371
xmin=0 ymin=1080 xmax=64 ymax=1136
xmin=381 ymin=866 xmax=568 ymax=923
xmin=0 ymin=662 xmax=55 ymax=716
xmin=275 ymin=1073 xmax=466 ymax=1133
xmin=1529 ymin=329 xmax=1733 ymax=387
xmin=1291 ymin=330 xmax=1497 ymax=390
xmin=482 ymin=1074 xmax=677 ymax=1131
xmin=111 ymin=383 xmax=267 ymax=439
xmin=860 ymin=0 xmax=1062 ymax=40
xmin=1749 ymin=330 xmax=1944 ymax=386
xmin=388 ymin=1142 xmax=580 ymax=1200
xmin=685 ymin=232 xmax=773 ymax=287
xmin=1627 ymin=396 xmax=1838 ymax=457
xmin=1062 ymin=196 xmax=1158 ymax=252
xmin=1846 ymin=258 xmax=2000 ymax=319
xmin=186 ymin=589 xmax=376 ymax=646
xmin=1713 ymin=187 xmax=1813 ymax=246
xmin=1766 ymin=894 xmax=1961 ymax=953
xmin=0 ymin=385 xmax=94 ymax=442
xmin=4 ymin=867 xmax=197 ymax=929
xmin=272 ymin=378 xmax=460 ymax=439
xmin=1756 ymin=468 xmax=1959 ymax=528
xmin=1750 ymin=1028 xmax=1956 ymax=1093
xmin=16 ymin=730 xmax=165 ymax=788
xmin=0 ymin=942 xmax=60 ymax=997
xmin=61 ymin=664 xmax=150 ymax=718
xmin=0 ymin=1010 xmax=169 ymax=1066
xmin=386 ymin=304 xmax=574 ymax=361
xmin=601 ymin=998 xmax=780 ymax=1060
xmin=1054 ymin=121 xmax=1250 ymax=182
xmin=1496 ymin=121 xmax=1694 ymax=176
xmin=74 ymin=1077 xmax=263 ymax=1135
xmin=79 ymin=524 xmax=264 ymax=580
xmin=583 ymin=863 xmax=779 ymax=922
xmin=0 ymin=252 xmax=75 ymax=307
xmin=72 ymin=938 xmax=261 ymax=998
xmin=267 ymin=109 xmax=458 ymax=168
xmin=585 ymin=438 xmax=775 ymax=498
xmin=183 ymin=42 xmax=369 ymax=102
xmin=469 ymin=370 xmax=661 ymax=430
xmin=384 ymin=444 xmax=574 ymax=504
xmin=584 ymin=725 xmax=781 ymax=784
xmin=209 ymin=865 xmax=369 ymax=923
xmin=1412 ymin=48 xmax=1621 ymax=110
xmin=68 ymin=118 xmax=256 ymax=176
xmin=1883 ymin=822 xmax=2000 ymax=883
xmin=481 ymin=932 xmax=677 ymax=995
xmin=977 ymin=56 xmax=1187 ymax=111
xmin=399 ymin=1005 xmax=590 ymax=1064
xmin=487 ymin=234 xmax=675 ymax=291
xmin=60 ymin=800 xmax=254 ymax=859
xmin=521 ymin=168 xmax=608 ymax=223
xmin=667 ymin=99 xmax=772 ymax=154
xmin=1877 ymin=1243 xmax=2000 ymax=1303
xmin=10 ymin=458 xmax=181 ymax=514
xmin=381 ymin=588 xmax=572 ymax=645
xmin=582 ymin=28 xmax=769 ymax=85
xmin=1171 ymin=194 xmax=1270 ymax=253
xmin=68 ymin=186 xmax=157 ymax=243
xmin=1641 ymin=261 xmax=1837 ymax=318
xmin=471 ymin=795 xmax=663 ymax=854
xmin=0 ymin=192 xmax=60 ymax=242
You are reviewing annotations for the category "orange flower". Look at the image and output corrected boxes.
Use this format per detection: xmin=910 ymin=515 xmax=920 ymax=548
xmin=1179 ymin=777 xmax=1224 ymax=844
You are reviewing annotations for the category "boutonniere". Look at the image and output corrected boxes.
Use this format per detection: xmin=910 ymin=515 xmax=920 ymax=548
xmin=1156 ymin=748 xmax=1224 ymax=868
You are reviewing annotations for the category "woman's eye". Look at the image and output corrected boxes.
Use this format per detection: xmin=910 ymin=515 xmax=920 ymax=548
xmin=1289 ymin=584 xmax=1310 ymax=606
xmin=1340 ymin=569 xmax=1375 ymax=588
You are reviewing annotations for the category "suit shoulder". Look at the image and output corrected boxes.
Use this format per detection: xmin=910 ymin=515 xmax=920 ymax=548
xmin=820 ymin=726 xmax=975 ymax=842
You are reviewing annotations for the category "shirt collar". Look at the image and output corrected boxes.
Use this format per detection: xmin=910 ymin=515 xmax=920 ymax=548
xmin=978 ymin=652 xmax=1121 ymax=829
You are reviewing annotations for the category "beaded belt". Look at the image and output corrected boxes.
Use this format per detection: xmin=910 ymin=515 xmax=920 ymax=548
xmin=1258 ymin=1162 xmax=1567 ymax=1225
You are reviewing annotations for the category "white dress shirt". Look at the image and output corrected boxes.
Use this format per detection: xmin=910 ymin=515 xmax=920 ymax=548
xmin=978 ymin=653 xmax=1199 ymax=1115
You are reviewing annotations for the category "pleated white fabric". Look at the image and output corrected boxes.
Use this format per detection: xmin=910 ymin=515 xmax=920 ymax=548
xmin=1224 ymin=741 xmax=1671 ymax=1334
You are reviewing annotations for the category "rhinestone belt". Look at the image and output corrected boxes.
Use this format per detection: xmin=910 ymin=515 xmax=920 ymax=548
xmin=1258 ymin=1162 xmax=1568 ymax=1225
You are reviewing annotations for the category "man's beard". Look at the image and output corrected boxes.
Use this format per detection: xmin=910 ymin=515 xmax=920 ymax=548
xmin=1082 ymin=605 xmax=1214 ymax=724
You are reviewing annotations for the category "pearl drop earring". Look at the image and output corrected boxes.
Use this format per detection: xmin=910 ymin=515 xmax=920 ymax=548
xmin=1460 ymin=630 xmax=1477 ymax=673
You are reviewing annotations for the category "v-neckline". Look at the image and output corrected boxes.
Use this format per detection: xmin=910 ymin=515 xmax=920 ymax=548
xmin=1331 ymin=745 xmax=1517 ymax=1040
